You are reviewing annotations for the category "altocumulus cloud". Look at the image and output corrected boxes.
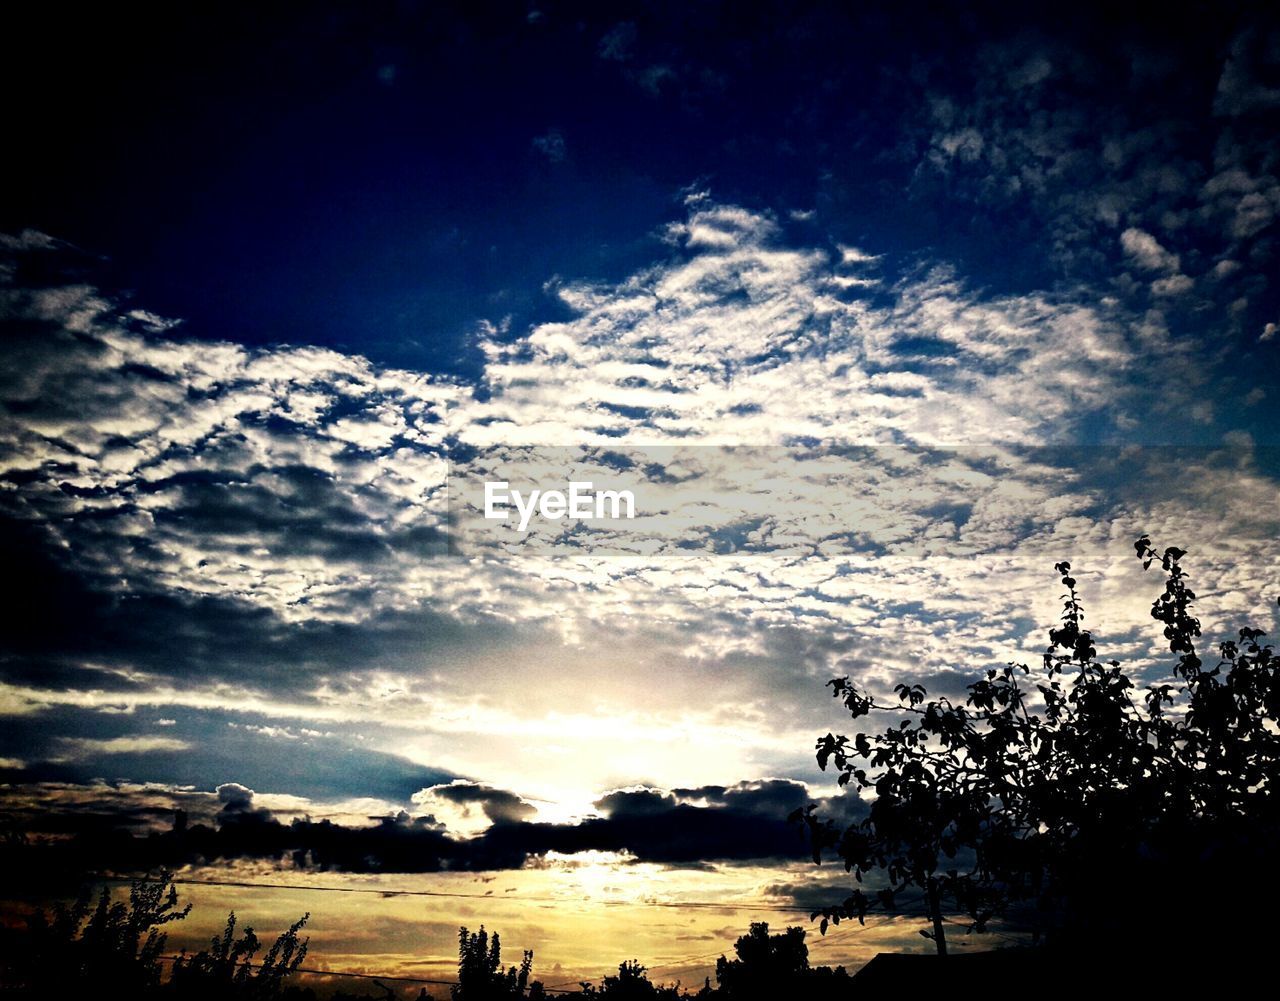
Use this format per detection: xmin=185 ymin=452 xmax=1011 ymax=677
xmin=1 ymin=195 xmax=1278 ymax=836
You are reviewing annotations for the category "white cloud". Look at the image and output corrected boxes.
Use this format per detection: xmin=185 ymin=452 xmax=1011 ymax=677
xmin=3 ymin=207 xmax=1278 ymax=804
xmin=1152 ymin=274 xmax=1194 ymax=296
xmin=59 ymin=736 xmax=190 ymax=756
xmin=1120 ymin=228 xmax=1180 ymax=273
xmin=837 ymin=245 xmax=880 ymax=266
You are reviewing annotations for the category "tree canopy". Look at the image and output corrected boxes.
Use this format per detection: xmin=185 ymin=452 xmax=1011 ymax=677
xmin=453 ymin=925 xmax=544 ymax=1001
xmin=794 ymin=536 xmax=1280 ymax=963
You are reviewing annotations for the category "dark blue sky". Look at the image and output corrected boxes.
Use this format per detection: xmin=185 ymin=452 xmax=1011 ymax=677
xmin=8 ymin=2 xmax=1276 ymax=388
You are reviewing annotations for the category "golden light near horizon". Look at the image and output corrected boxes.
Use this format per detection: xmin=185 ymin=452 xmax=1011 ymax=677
xmin=30 ymin=859 xmax=957 ymax=995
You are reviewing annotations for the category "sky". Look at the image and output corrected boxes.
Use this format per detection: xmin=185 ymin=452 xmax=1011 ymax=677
xmin=3 ymin=1 xmax=1280 ymax=992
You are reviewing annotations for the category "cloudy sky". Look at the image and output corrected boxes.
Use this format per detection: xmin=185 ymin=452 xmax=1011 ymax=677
xmin=3 ymin=1 xmax=1279 ymax=989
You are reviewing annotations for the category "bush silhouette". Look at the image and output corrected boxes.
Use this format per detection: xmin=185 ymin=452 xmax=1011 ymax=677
xmin=2 ymin=872 xmax=309 ymax=998
xmin=578 ymin=959 xmax=680 ymax=1000
xmin=9 ymin=872 xmax=190 ymax=996
xmin=168 ymin=909 xmax=309 ymax=999
xmin=794 ymin=537 xmax=1280 ymax=965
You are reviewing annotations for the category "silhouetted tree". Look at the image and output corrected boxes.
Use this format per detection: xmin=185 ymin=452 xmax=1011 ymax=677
xmin=1 ymin=872 xmax=310 ymax=998
xmin=602 ymin=960 xmax=656 ymax=999
xmin=794 ymin=537 xmax=1280 ymax=965
xmin=708 ymin=922 xmax=847 ymax=1000
xmin=453 ymin=925 xmax=544 ymax=1000
xmin=169 ymin=910 xmax=309 ymax=998
xmin=714 ymin=923 xmax=808 ymax=999
xmin=578 ymin=960 xmax=656 ymax=999
xmin=577 ymin=958 xmax=701 ymax=999
xmin=10 ymin=871 xmax=190 ymax=996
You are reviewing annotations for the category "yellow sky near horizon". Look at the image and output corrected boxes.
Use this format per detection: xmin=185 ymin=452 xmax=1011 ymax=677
xmin=1 ymin=858 xmax=1025 ymax=998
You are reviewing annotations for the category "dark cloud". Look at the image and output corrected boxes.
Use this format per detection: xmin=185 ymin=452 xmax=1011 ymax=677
xmin=424 ymin=782 xmax=537 ymax=825
xmin=594 ymin=788 xmax=677 ymax=816
xmin=597 ymin=22 xmax=637 ymax=63
xmin=216 ymin=782 xmax=255 ymax=811
xmin=0 ymin=705 xmax=455 ymax=804
xmin=1215 ymin=25 xmax=1280 ymax=116
xmin=0 ymin=777 xmax=861 ymax=878
xmin=761 ymin=875 xmax=909 ymax=915
xmin=461 ymin=779 xmax=868 ymax=870
xmin=216 ymin=782 xmax=274 ymax=825
xmin=674 ymin=780 xmax=812 ymax=818
xmin=531 ymin=130 xmax=566 ymax=163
